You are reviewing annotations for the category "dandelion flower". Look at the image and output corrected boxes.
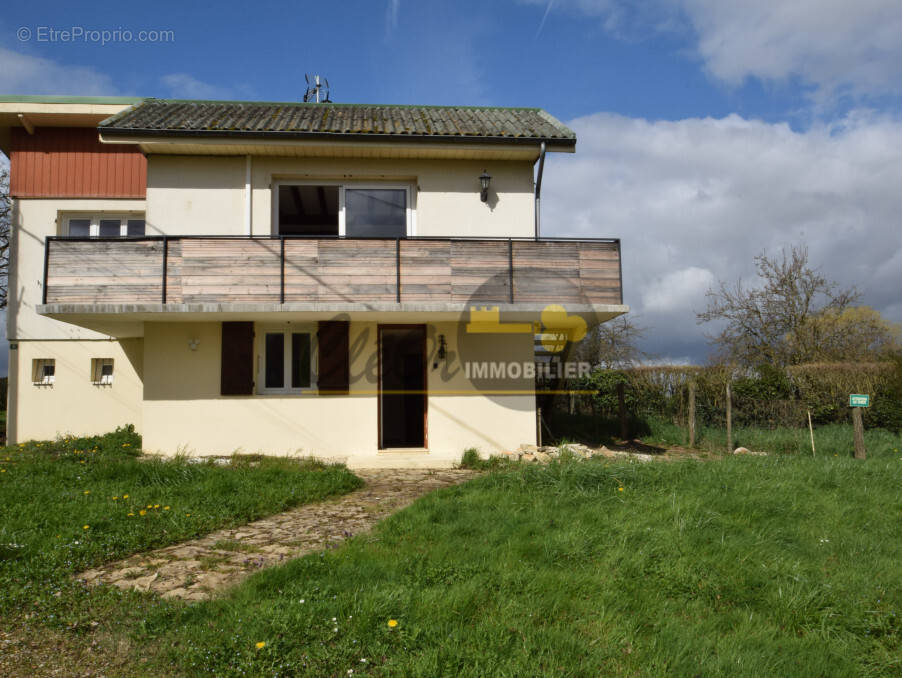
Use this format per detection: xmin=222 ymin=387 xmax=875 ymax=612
xmin=387 ymin=619 xmax=398 ymax=628
xmin=1 ymin=469 xmax=5 ymax=473
xmin=123 ymin=494 xmax=129 ymax=499
xmin=153 ymin=504 xmax=160 ymax=509
xmin=83 ymin=525 xmax=90 ymax=530
xmin=185 ymin=513 xmax=191 ymax=517
xmin=139 ymin=509 xmax=147 ymax=516
xmin=255 ymin=641 xmax=266 ymax=649
xmin=128 ymin=513 xmax=135 ymax=517
xmin=84 ymin=490 xmax=90 ymax=495
xmin=618 ymin=487 xmax=624 ymax=492
xmin=163 ymin=506 xmax=170 ymax=511
xmin=112 ymin=496 xmax=118 ymax=500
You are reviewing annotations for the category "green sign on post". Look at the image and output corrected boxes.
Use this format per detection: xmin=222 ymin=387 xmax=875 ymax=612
xmin=849 ymin=394 xmax=870 ymax=407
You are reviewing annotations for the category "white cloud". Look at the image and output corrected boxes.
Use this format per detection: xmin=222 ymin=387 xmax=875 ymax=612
xmin=385 ymin=0 xmax=401 ymax=38
xmin=0 ymin=46 xmax=119 ymax=95
xmin=539 ymin=110 xmax=902 ymax=362
xmin=519 ymin=0 xmax=902 ymax=101
xmin=160 ymin=73 xmax=238 ymax=100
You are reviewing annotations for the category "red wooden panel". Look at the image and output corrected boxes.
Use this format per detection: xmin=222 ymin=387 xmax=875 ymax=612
xmin=9 ymin=127 xmax=146 ymax=198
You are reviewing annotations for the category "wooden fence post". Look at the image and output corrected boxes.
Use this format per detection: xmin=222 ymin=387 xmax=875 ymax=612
xmin=688 ymin=381 xmax=696 ymax=448
xmin=725 ymin=380 xmax=733 ymax=454
xmin=617 ymin=381 xmax=628 ymax=441
xmin=852 ymin=407 xmax=866 ymax=459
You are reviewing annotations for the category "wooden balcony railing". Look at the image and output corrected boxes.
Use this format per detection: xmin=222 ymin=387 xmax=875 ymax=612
xmin=42 ymin=236 xmax=623 ymax=307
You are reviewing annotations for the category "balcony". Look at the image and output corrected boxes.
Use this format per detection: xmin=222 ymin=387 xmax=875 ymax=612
xmin=39 ymin=236 xmax=624 ymax=329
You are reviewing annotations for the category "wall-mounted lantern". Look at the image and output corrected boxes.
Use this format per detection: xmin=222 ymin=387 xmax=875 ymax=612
xmin=479 ymin=170 xmax=492 ymax=202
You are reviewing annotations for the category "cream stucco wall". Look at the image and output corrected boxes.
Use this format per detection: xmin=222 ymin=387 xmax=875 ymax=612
xmin=9 ymin=338 xmax=144 ymax=443
xmin=141 ymin=320 xmax=536 ymax=466
xmin=143 ymin=154 xmax=536 ymax=240
xmin=9 ymin=198 xmax=146 ymax=341
xmin=145 ymin=155 xmax=246 ymax=235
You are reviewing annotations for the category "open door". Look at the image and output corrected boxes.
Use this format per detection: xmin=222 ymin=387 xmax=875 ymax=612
xmin=379 ymin=325 xmax=427 ymax=448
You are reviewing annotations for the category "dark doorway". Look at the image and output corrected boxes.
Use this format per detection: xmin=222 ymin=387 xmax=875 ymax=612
xmin=379 ymin=325 xmax=426 ymax=448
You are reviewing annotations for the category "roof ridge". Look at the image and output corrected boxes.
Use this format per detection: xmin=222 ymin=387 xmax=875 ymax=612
xmin=137 ymin=97 xmax=544 ymax=112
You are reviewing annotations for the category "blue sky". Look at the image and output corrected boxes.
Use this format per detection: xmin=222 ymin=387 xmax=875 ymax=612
xmin=3 ymin=0 xmax=902 ymax=366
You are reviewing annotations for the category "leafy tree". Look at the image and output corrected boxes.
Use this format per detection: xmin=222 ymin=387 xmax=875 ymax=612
xmin=697 ymin=245 xmax=860 ymax=367
xmin=788 ymin=306 xmax=901 ymax=363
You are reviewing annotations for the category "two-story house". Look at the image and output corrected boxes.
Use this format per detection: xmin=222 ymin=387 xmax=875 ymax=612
xmin=1 ymin=95 xmax=626 ymax=467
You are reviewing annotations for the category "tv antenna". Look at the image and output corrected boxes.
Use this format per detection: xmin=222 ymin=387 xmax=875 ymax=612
xmin=304 ymin=74 xmax=331 ymax=103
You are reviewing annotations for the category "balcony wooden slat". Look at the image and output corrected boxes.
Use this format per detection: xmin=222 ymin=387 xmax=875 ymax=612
xmin=44 ymin=237 xmax=622 ymax=307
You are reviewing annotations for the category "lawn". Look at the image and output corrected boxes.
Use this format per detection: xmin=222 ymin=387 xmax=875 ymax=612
xmin=3 ymin=427 xmax=902 ymax=676
xmin=139 ymin=449 xmax=902 ymax=677
xmin=0 ymin=425 xmax=362 ymax=672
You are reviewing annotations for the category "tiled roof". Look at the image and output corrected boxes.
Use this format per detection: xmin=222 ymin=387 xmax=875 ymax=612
xmin=98 ymin=99 xmax=576 ymax=146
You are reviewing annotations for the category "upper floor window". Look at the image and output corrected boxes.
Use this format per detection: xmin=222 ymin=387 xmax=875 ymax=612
xmin=275 ymin=183 xmax=413 ymax=238
xmin=63 ymin=214 xmax=146 ymax=238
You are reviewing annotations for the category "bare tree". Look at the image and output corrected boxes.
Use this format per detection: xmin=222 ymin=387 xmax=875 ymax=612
xmin=0 ymin=165 xmax=9 ymax=310
xmin=697 ymin=245 xmax=859 ymax=367
xmin=574 ymin=315 xmax=648 ymax=369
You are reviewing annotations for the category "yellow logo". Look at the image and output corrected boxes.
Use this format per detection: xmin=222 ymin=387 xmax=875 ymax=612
xmin=465 ymin=304 xmax=586 ymax=354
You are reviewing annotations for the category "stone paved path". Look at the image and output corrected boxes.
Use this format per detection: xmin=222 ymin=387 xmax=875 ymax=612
xmin=76 ymin=468 xmax=477 ymax=602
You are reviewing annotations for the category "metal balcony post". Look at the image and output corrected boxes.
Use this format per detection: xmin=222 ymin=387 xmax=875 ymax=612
xmin=508 ymin=238 xmax=514 ymax=303
xmin=161 ymin=236 xmax=168 ymax=304
xmin=280 ymin=236 xmax=286 ymax=304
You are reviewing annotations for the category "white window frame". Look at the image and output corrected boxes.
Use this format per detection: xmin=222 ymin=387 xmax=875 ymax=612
xmin=91 ymin=358 xmax=114 ymax=386
xmin=32 ymin=358 xmax=55 ymax=386
xmin=61 ymin=213 xmax=146 ymax=238
xmin=272 ymin=181 xmax=416 ymax=237
xmin=256 ymin=323 xmax=317 ymax=395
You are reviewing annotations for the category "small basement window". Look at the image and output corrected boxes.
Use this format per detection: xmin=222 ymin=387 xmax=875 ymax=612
xmin=62 ymin=214 xmax=146 ymax=237
xmin=32 ymin=359 xmax=55 ymax=385
xmin=258 ymin=325 xmax=315 ymax=393
xmin=91 ymin=358 xmax=114 ymax=385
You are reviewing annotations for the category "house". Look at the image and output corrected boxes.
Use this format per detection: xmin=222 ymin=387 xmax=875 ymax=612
xmin=1 ymin=95 xmax=627 ymax=467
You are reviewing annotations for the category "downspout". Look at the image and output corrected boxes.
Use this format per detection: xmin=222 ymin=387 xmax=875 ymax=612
xmin=535 ymin=141 xmax=546 ymax=239
xmin=244 ymin=155 xmax=252 ymax=235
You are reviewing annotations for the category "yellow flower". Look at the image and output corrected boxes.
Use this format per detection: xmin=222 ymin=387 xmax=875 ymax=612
xmin=153 ymin=504 xmax=160 ymax=509
xmin=618 ymin=487 xmax=624 ymax=492
xmin=163 ymin=506 xmax=170 ymax=511
xmin=387 ymin=619 xmax=398 ymax=628
xmin=128 ymin=513 xmax=135 ymax=517
xmin=147 ymin=505 xmax=152 ymax=509
xmin=1 ymin=469 xmax=5 ymax=473
xmin=123 ymin=494 xmax=129 ymax=499
xmin=83 ymin=525 xmax=90 ymax=530
xmin=255 ymin=641 xmax=266 ymax=649
xmin=185 ymin=513 xmax=191 ymax=517
xmin=139 ymin=509 xmax=147 ymax=516
xmin=80 ymin=460 xmax=86 ymax=464
xmin=112 ymin=496 xmax=118 ymax=501
xmin=84 ymin=490 xmax=90 ymax=495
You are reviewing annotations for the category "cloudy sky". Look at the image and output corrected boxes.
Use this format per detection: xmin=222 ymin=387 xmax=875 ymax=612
xmin=2 ymin=0 xmax=902 ymax=365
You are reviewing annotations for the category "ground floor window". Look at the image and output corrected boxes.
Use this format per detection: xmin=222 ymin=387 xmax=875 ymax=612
xmin=32 ymin=358 xmax=55 ymax=385
xmin=91 ymin=358 xmax=114 ymax=385
xmin=258 ymin=325 xmax=314 ymax=393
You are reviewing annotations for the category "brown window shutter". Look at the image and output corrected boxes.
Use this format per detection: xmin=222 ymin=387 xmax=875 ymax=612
xmin=317 ymin=321 xmax=349 ymax=394
xmin=221 ymin=322 xmax=255 ymax=395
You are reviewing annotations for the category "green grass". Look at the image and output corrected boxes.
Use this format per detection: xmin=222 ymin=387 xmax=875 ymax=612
xmin=135 ymin=454 xmax=902 ymax=677
xmin=643 ymin=416 xmax=902 ymax=457
xmin=0 ymin=426 xmax=362 ymax=635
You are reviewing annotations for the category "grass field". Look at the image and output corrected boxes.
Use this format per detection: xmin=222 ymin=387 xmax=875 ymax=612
xmin=140 ymin=452 xmax=902 ymax=677
xmin=0 ymin=427 xmax=361 ymax=650
xmin=3 ymin=427 xmax=902 ymax=676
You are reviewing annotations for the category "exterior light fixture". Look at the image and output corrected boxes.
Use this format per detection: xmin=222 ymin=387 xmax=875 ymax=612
xmin=479 ymin=170 xmax=492 ymax=202
xmin=438 ymin=334 xmax=447 ymax=360
xmin=188 ymin=338 xmax=200 ymax=351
